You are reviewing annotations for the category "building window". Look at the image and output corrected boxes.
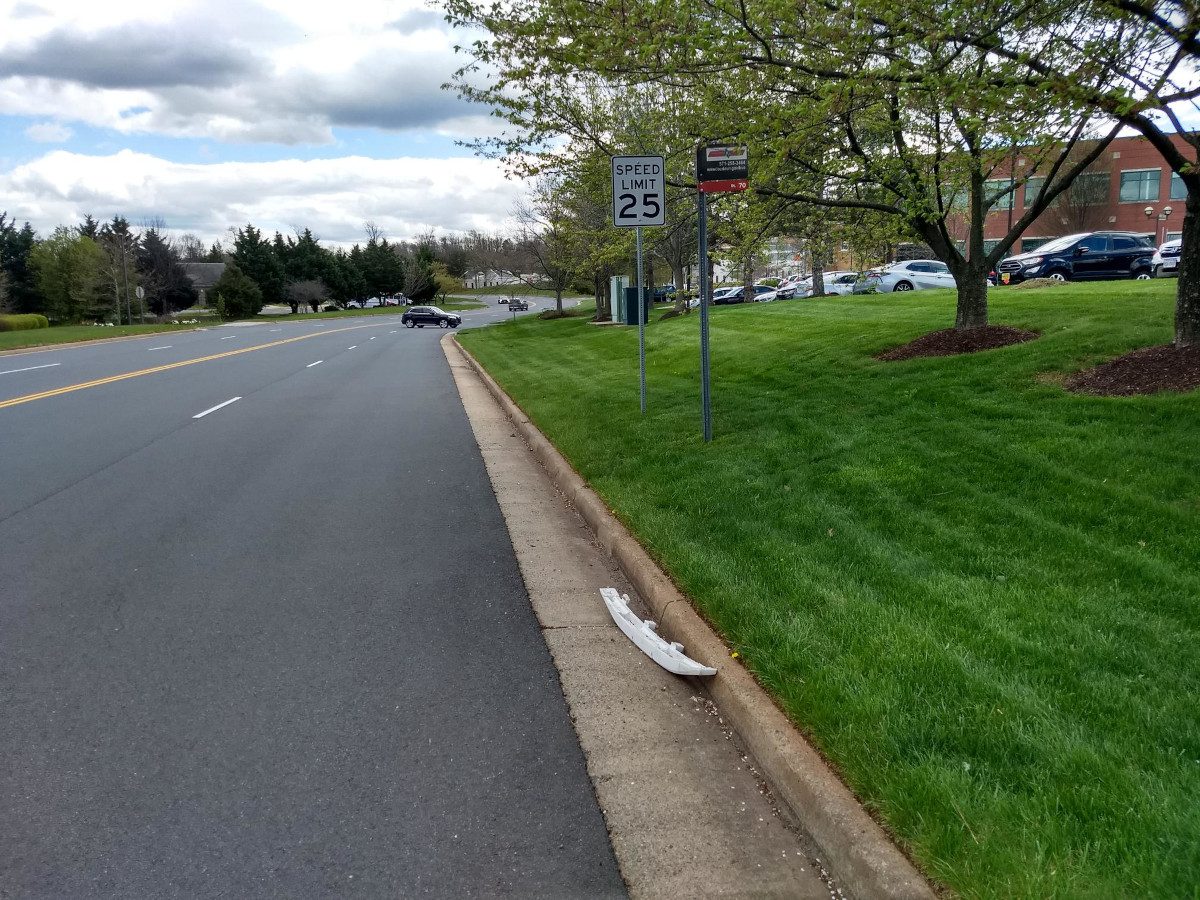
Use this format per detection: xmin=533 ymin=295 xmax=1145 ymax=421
xmin=982 ymin=239 xmax=1001 ymax=254
xmin=985 ymin=178 xmax=1014 ymax=210
xmin=1119 ymin=169 xmax=1161 ymax=202
xmin=1170 ymin=172 xmax=1187 ymax=201
xmin=941 ymin=185 xmax=968 ymax=211
xmin=1166 ymin=231 xmax=1182 ymax=242
xmin=1023 ymin=176 xmax=1046 ymax=207
xmin=1021 ymin=237 xmax=1051 ymax=252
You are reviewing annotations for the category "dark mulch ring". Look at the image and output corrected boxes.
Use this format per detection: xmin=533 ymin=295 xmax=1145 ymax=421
xmin=1065 ymin=343 xmax=1200 ymax=396
xmin=876 ymin=325 xmax=1039 ymax=361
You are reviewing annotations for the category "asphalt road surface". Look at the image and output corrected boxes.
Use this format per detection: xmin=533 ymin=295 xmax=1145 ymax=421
xmin=0 ymin=298 xmax=623 ymax=897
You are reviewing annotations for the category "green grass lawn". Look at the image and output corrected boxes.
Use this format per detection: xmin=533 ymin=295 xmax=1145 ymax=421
xmin=460 ymin=280 xmax=1199 ymax=899
xmin=0 ymin=322 xmax=205 ymax=353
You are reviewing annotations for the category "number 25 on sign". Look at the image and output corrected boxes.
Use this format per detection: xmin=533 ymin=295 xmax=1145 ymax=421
xmin=611 ymin=156 xmax=666 ymax=227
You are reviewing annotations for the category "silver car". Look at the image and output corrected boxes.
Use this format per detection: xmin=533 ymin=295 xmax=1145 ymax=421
xmin=801 ymin=271 xmax=859 ymax=296
xmin=858 ymin=259 xmax=957 ymax=293
xmin=1152 ymin=238 xmax=1181 ymax=277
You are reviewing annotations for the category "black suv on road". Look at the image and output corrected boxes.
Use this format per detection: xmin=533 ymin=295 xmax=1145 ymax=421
xmin=997 ymin=231 xmax=1155 ymax=284
xmin=401 ymin=306 xmax=461 ymax=328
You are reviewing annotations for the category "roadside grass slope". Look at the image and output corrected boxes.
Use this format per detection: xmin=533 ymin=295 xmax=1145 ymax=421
xmin=459 ymin=280 xmax=1199 ymax=898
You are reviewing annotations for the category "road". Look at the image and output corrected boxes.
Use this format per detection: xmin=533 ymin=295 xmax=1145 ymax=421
xmin=0 ymin=297 xmax=623 ymax=897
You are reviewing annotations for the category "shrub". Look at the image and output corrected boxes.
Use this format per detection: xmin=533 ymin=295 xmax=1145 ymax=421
xmin=0 ymin=314 xmax=50 ymax=331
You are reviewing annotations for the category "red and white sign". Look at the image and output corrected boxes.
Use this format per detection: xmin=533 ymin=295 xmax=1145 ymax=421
xmin=696 ymin=145 xmax=749 ymax=193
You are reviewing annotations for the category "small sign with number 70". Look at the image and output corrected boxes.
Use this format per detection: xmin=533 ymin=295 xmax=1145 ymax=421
xmin=611 ymin=156 xmax=666 ymax=228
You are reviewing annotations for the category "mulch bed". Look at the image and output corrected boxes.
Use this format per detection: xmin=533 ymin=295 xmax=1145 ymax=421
xmin=876 ymin=325 xmax=1039 ymax=361
xmin=1065 ymin=343 xmax=1200 ymax=396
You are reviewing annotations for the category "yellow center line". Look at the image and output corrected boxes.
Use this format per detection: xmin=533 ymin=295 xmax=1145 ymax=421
xmin=0 ymin=322 xmax=391 ymax=411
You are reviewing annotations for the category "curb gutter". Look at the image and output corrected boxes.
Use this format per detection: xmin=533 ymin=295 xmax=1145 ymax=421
xmin=452 ymin=336 xmax=937 ymax=900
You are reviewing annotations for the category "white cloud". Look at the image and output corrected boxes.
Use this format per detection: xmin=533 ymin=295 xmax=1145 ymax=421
xmin=23 ymin=120 xmax=72 ymax=142
xmin=0 ymin=149 xmax=526 ymax=245
xmin=0 ymin=0 xmax=488 ymax=144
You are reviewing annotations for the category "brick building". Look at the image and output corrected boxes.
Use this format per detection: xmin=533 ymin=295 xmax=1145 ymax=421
xmin=979 ymin=132 xmax=1191 ymax=255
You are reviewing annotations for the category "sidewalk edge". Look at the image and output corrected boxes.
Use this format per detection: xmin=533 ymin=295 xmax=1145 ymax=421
xmin=449 ymin=335 xmax=938 ymax=900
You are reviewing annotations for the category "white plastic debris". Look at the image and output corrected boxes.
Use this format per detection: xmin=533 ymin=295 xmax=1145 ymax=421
xmin=601 ymin=588 xmax=717 ymax=677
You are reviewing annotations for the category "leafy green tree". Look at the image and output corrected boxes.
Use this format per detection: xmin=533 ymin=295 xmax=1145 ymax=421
xmin=446 ymin=0 xmax=1145 ymax=331
xmin=29 ymin=228 xmax=107 ymax=322
xmin=211 ymin=260 xmax=264 ymax=319
xmin=942 ymin=0 xmax=1199 ymax=345
xmin=95 ymin=216 xmax=141 ymax=323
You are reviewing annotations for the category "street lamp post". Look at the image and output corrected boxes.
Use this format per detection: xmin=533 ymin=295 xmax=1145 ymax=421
xmin=1145 ymin=205 xmax=1174 ymax=245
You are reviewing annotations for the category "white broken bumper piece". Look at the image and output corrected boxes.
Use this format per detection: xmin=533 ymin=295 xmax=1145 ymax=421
xmin=601 ymin=588 xmax=717 ymax=677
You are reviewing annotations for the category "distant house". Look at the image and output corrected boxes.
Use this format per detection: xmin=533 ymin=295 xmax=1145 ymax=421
xmin=465 ymin=270 xmax=541 ymax=289
xmin=181 ymin=262 xmax=226 ymax=306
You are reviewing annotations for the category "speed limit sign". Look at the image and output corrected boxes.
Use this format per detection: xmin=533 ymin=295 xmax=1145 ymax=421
xmin=611 ymin=156 xmax=666 ymax=228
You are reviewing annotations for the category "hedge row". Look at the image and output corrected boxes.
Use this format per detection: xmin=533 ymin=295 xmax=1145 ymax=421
xmin=0 ymin=314 xmax=50 ymax=332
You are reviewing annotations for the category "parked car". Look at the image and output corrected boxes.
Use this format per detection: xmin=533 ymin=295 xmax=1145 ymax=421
xmin=401 ymin=306 xmax=461 ymax=328
xmin=800 ymin=271 xmax=859 ymax=296
xmin=856 ymin=259 xmax=958 ymax=293
xmin=997 ymin=231 xmax=1155 ymax=283
xmin=498 ymin=297 xmax=509 ymax=304
xmin=774 ymin=277 xmax=800 ymax=299
xmin=714 ymin=284 xmax=779 ymax=303
xmin=652 ymin=284 xmax=676 ymax=302
xmin=1152 ymin=238 xmax=1182 ymax=278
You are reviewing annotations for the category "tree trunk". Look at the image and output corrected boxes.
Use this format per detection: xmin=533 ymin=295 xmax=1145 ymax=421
xmin=555 ymin=287 xmax=563 ymax=314
xmin=669 ymin=262 xmax=688 ymax=313
xmin=1175 ymin=186 xmax=1200 ymax=348
xmin=743 ymin=258 xmax=755 ymax=303
xmin=954 ymin=269 xmax=990 ymax=330
xmin=811 ymin=260 xmax=825 ymax=297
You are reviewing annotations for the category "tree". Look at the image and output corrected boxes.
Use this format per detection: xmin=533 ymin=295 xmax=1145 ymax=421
xmin=0 ymin=214 xmax=39 ymax=314
xmin=949 ymin=0 xmax=1200 ymax=345
xmin=511 ymin=176 xmax=579 ymax=313
xmin=232 ymin=224 xmax=284 ymax=306
xmin=285 ymin=279 xmax=328 ymax=313
xmin=96 ymin=216 xmax=139 ymax=324
xmin=404 ymin=242 xmax=438 ymax=302
xmin=446 ymin=0 xmax=1145 ymax=331
xmin=29 ymin=228 xmax=107 ymax=322
xmin=137 ymin=228 xmax=198 ymax=316
xmin=211 ymin=261 xmax=263 ymax=319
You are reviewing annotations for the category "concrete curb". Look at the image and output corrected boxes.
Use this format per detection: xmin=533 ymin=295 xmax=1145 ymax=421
xmin=450 ymin=336 xmax=937 ymax=900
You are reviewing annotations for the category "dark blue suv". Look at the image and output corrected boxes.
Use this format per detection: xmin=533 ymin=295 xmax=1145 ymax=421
xmin=997 ymin=231 xmax=1155 ymax=284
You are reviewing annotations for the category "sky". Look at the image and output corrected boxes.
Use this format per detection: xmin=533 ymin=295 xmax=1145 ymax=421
xmin=0 ymin=0 xmax=522 ymax=247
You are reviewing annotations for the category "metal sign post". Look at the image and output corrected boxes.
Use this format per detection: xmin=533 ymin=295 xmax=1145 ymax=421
xmin=636 ymin=225 xmax=646 ymax=414
xmin=612 ymin=155 xmax=665 ymax=415
xmin=697 ymin=194 xmax=711 ymax=442
xmin=695 ymin=144 xmax=749 ymax=442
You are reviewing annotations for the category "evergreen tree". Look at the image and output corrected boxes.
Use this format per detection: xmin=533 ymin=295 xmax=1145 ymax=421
xmin=232 ymin=224 xmax=284 ymax=305
xmin=137 ymin=229 xmax=198 ymax=315
xmin=0 ymin=214 xmax=40 ymax=314
xmin=211 ymin=261 xmax=264 ymax=318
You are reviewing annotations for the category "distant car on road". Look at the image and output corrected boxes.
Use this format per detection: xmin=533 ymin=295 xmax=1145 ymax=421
xmin=997 ymin=231 xmax=1155 ymax=283
xmin=401 ymin=306 xmax=461 ymax=328
xmin=508 ymin=298 xmax=530 ymax=311
xmin=856 ymin=259 xmax=957 ymax=293
xmin=1153 ymin=238 xmax=1181 ymax=278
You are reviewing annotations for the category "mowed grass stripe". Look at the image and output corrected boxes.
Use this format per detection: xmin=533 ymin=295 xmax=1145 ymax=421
xmin=460 ymin=281 xmax=1199 ymax=898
